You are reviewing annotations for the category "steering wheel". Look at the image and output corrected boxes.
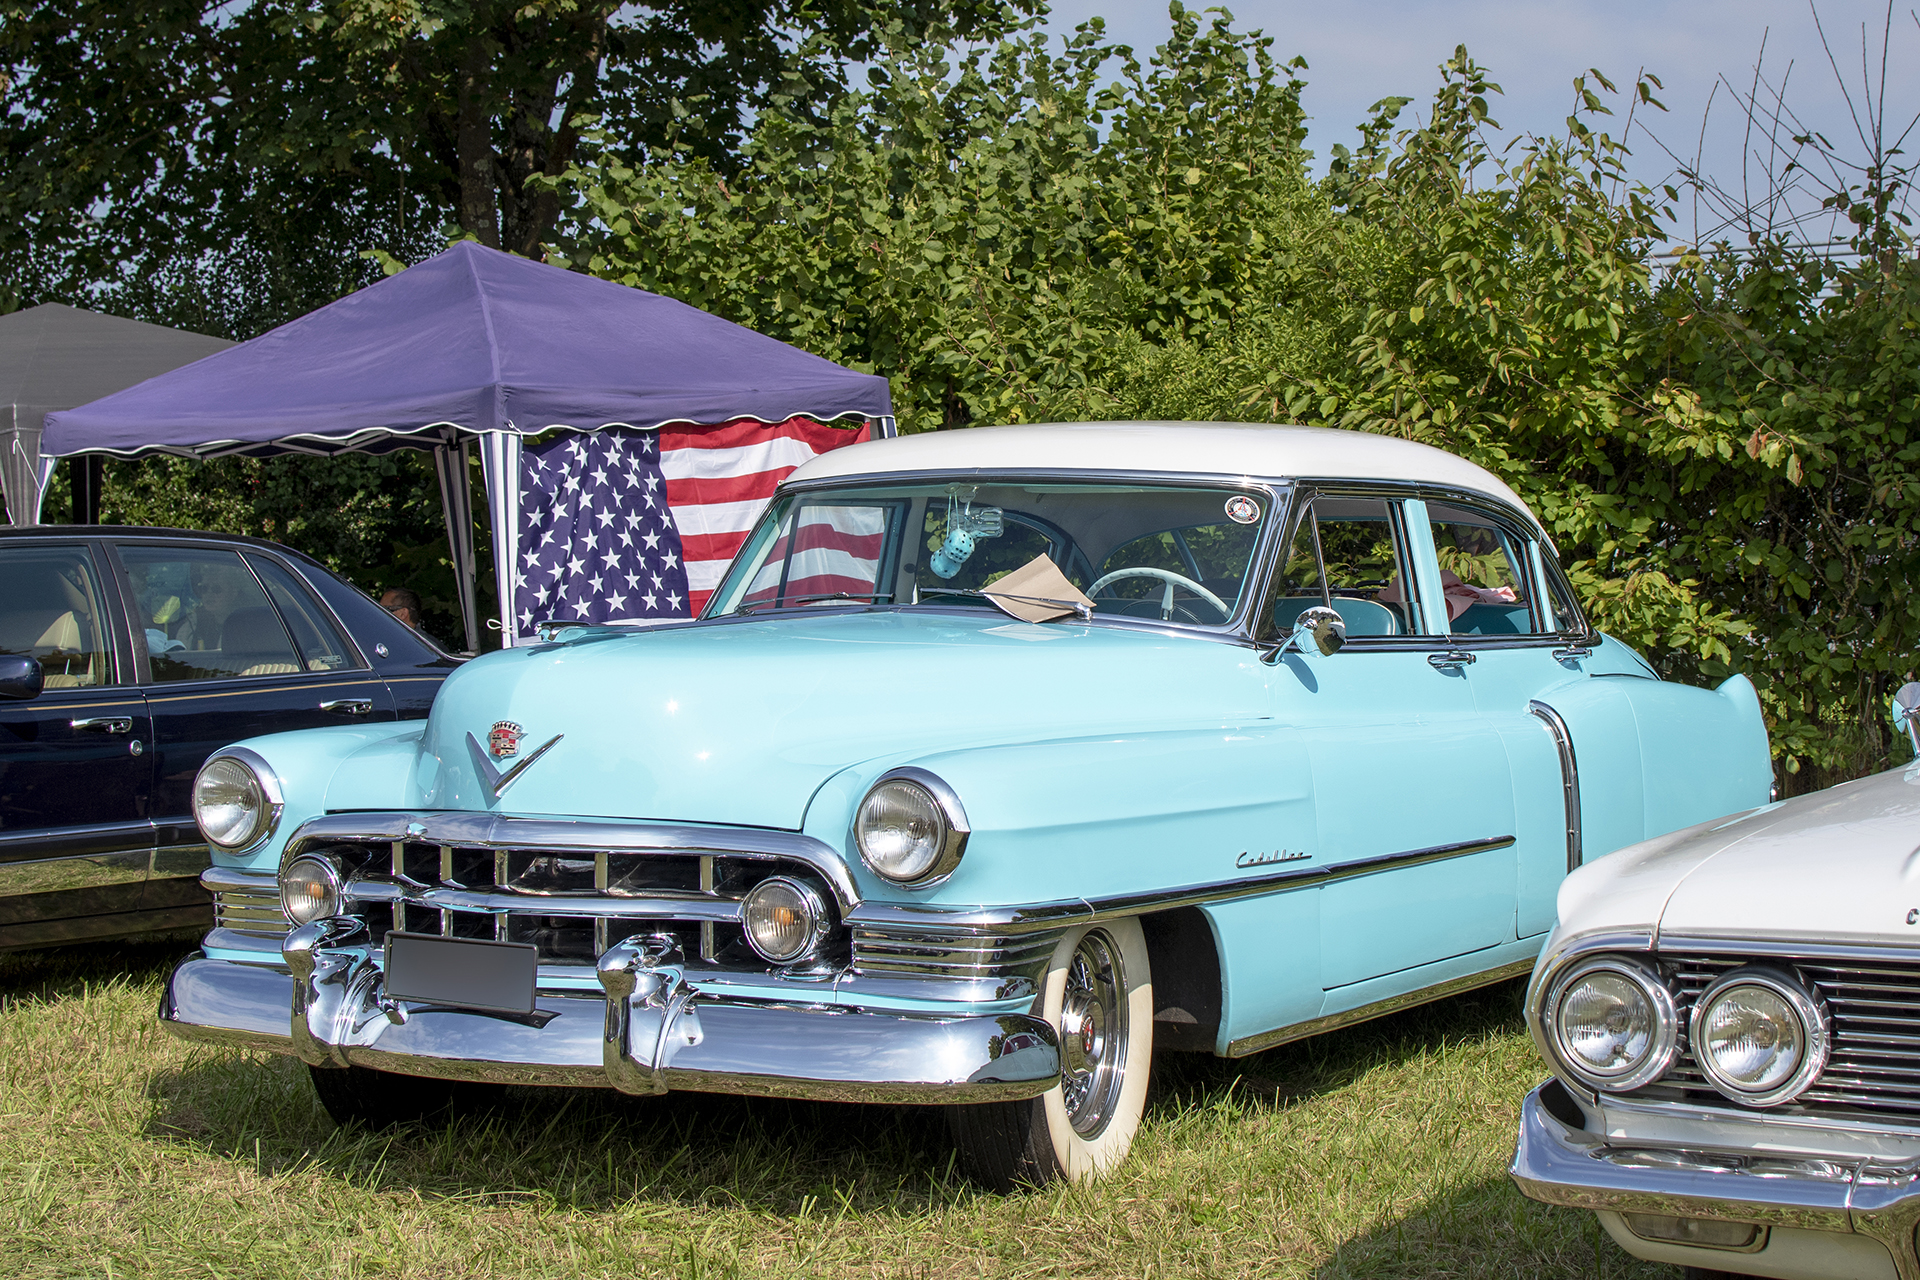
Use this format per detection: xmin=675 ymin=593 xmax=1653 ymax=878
xmin=1086 ymin=567 xmax=1230 ymax=622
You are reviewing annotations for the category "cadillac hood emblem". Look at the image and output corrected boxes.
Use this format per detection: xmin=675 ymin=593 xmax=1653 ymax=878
xmin=488 ymin=721 xmax=524 ymax=759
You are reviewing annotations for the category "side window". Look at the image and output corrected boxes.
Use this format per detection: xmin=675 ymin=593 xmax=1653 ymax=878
xmin=1265 ymin=496 xmax=1424 ymax=639
xmin=119 ymin=547 xmax=303 ymax=682
xmin=1535 ymin=544 xmax=1587 ymax=634
xmin=244 ymin=554 xmax=361 ymax=672
xmin=1427 ymin=503 xmax=1544 ymax=636
xmin=0 ymin=546 xmax=113 ymax=688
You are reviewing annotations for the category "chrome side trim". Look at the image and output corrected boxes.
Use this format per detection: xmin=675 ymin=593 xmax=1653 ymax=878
xmin=1529 ymin=700 xmax=1583 ymax=871
xmin=1226 ymin=957 xmax=1534 ymax=1057
xmin=848 ymin=834 xmax=1517 ymax=936
xmin=282 ymin=812 xmax=859 ymax=911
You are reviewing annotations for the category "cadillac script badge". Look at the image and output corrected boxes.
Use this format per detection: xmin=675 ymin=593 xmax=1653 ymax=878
xmin=488 ymin=721 xmax=524 ymax=759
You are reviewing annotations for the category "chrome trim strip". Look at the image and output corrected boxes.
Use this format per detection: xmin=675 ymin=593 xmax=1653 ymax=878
xmin=1226 ymin=957 xmax=1535 ymax=1057
xmin=344 ymin=877 xmax=747 ymax=924
xmin=1657 ymin=936 xmax=1920 ymax=965
xmin=282 ymin=812 xmax=859 ymax=910
xmin=1529 ymin=700 xmax=1583 ymax=871
xmin=0 ymin=849 xmax=147 ymax=896
xmin=848 ymin=834 xmax=1517 ymax=936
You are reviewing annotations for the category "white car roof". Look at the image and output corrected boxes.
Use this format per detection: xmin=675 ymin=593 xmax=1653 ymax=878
xmin=789 ymin=421 xmax=1533 ymax=516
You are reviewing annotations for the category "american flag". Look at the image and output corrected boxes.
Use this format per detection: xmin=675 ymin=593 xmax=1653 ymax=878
xmin=513 ymin=417 xmax=871 ymax=639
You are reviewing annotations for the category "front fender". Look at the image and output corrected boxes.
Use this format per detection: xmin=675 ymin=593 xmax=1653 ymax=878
xmin=802 ymin=722 xmax=1314 ymax=908
xmin=209 ymin=722 xmax=428 ymax=875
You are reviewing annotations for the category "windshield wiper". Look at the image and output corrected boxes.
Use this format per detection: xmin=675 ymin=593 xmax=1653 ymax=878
xmin=916 ymin=587 xmax=1094 ymax=622
xmin=729 ymin=591 xmax=891 ymax=616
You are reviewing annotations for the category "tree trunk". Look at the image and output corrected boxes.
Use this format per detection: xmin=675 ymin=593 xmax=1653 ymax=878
xmin=456 ymin=33 xmax=500 ymax=247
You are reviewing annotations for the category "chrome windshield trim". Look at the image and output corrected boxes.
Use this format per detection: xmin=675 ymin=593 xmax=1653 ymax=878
xmin=848 ymin=835 xmax=1515 ymax=936
xmin=716 ymin=471 xmax=1295 ymax=639
xmin=282 ymin=812 xmax=859 ymax=910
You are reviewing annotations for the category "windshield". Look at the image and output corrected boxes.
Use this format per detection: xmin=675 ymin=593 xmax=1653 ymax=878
xmin=705 ymin=480 xmax=1275 ymax=628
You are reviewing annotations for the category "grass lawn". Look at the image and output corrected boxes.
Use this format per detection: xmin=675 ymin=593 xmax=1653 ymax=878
xmin=0 ymin=940 xmax=1678 ymax=1279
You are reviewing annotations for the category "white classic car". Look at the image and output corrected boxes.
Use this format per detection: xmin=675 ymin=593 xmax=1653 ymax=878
xmin=1511 ymin=687 xmax=1920 ymax=1279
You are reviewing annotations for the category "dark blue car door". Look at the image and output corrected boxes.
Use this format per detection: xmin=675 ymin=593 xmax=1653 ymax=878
xmin=0 ymin=539 xmax=156 ymax=946
xmin=108 ymin=542 xmax=396 ymax=907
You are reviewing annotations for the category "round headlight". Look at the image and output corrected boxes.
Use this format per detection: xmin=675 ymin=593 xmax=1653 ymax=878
xmin=854 ymin=771 xmax=968 ymax=885
xmin=1547 ymin=957 xmax=1679 ymax=1092
xmin=193 ymin=753 xmax=279 ymax=850
xmin=1693 ymin=969 xmax=1828 ymax=1106
xmin=280 ymin=856 xmax=341 ymax=926
xmin=742 ymin=876 xmax=830 ymax=964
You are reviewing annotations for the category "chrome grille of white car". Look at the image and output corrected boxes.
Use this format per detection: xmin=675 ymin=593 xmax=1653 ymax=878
xmin=1654 ymin=952 xmax=1920 ymax=1121
xmin=851 ymin=927 xmax=1059 ymax=993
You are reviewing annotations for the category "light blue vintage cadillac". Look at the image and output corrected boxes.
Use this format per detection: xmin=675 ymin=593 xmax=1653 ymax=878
xmin=162 ymin=422 xmax=1772 ymax=1187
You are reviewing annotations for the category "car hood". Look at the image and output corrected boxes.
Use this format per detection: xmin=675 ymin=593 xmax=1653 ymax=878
xmin=413 ymin=611 xmax=1263 ymax=829
xmin=1559 ymin=763 xmax=1920 ymax=947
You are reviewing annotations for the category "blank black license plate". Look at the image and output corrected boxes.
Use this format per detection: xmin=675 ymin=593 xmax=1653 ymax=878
xmin=384 ymin=932 xmax=537 ymax=1015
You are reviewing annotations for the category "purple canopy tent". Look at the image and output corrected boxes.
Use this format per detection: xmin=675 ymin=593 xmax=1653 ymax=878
xmin=42 ymin=243 xmax=895 ymax=650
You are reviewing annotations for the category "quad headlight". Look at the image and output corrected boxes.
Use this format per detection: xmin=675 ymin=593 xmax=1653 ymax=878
xmin=1692 ymin=968 xmax=1829 ymax=1107
xmin=1545 ymin=957 xmax=1679 ymax=1093
xmin=742 ymin=876 xmax=831 ymax=964
xmin=279 ymin=855 xmax=342 ymax=926
xmin=192 ymin=749 xmax=283 ymax=851
xmin=853 ymin=769 xmax=969 ymax=886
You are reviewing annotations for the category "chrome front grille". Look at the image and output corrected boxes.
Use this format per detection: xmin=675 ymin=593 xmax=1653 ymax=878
xmin=333 ymin=838 xmax=839 ymax=970
xmin=1647 ymin=951 xmax=1920 ymax=1123
xmin=204 ymin=867 xmax=290 ymax=937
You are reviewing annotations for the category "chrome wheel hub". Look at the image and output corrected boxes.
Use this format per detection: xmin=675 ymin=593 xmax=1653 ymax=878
xmin=1057 ymin=929 xmax=1128 ymax=1138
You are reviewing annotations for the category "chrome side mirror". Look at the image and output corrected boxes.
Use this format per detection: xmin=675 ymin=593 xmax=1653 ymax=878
xmin=1264 ymin=605 xmax=1346 ymax=664
xmin=1893 ymin=682 xmax=1920 ymax=752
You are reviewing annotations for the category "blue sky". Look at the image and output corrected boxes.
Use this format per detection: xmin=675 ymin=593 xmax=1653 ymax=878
xmin=1033 ymin=1 xmax=1920 ymax=246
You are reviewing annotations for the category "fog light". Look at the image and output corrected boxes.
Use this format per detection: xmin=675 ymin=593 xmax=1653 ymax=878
xmin=742 ymin=876 xmax=829 ymax=964
xmin=1623 ymin=1212 xmax=1764 ymax=1251
xmin=280 ymin=856 xmax=341 ymax=926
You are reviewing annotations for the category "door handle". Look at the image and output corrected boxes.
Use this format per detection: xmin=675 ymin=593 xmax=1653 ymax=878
xmin=1427 ymin=650 xmax=1477 ymax=671
xmin=320 ymin=699 xmax=375 ymax=716
xmin=70 ymin=717 xmax=132 ymax=734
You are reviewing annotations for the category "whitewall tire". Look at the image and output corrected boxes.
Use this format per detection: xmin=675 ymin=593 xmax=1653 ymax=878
xmin=949 ymin=916 xmax=1154 ymax=1188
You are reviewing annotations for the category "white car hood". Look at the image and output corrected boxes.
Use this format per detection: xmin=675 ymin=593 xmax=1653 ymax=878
xmin=1648 ymin=764 xmax=1920 ymax=946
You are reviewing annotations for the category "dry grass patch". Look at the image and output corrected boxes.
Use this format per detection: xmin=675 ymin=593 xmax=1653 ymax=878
xmin=0 ymin=942 xmax=1678 ymax=1278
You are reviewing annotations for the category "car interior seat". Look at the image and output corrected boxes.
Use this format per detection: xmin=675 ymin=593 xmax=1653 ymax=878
xmin=217 ymin=606 xmax=301 ymax=677
xmin=1270 ymin=595 xmax=1402 ymax=637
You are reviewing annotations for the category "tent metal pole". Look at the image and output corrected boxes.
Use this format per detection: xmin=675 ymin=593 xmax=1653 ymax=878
xmin=432 ymin=441 xmax=480 ymax=654
xmin=478 ymin=431 xmax=523 ymax=647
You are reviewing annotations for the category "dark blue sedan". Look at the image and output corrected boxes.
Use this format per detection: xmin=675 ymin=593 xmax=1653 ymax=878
xmin=0 ymin=526 xmax=460 ymax=950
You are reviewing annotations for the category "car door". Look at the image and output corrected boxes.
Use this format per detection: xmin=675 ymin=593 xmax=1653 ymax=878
xmin=1416 ymin=499 xmax=1595 ymax=940
xmin=1260 ymin=492 xmax=1521 ymax=1000
xmin=109 ymin=542 xmax=396 ymax=888
xmin=0 ymin=539 xmax=156 ymax=946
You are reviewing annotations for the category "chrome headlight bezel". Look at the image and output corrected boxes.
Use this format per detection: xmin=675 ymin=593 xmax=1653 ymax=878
xmin=853 ymin=767 xmax=970 ymax=887
xmin=1691 ymin=967 xmax=1830 ymax=1108
xmin=191 ymin=747 xmax=285 ymax=852
xmin=741 ymin=875 xmax=832 ymax=964
xmin=279 ymin=854 xmax=342 ymax=927
xmin=1543 ymin=955 xmax=1680 ymax=1093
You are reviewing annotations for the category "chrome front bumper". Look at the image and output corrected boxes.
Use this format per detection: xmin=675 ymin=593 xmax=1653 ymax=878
xmin=1512 ymin=1081 xmax=1920 ymax=1278
xmin=161 ymin=920 xmax=1061 ymax=1104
